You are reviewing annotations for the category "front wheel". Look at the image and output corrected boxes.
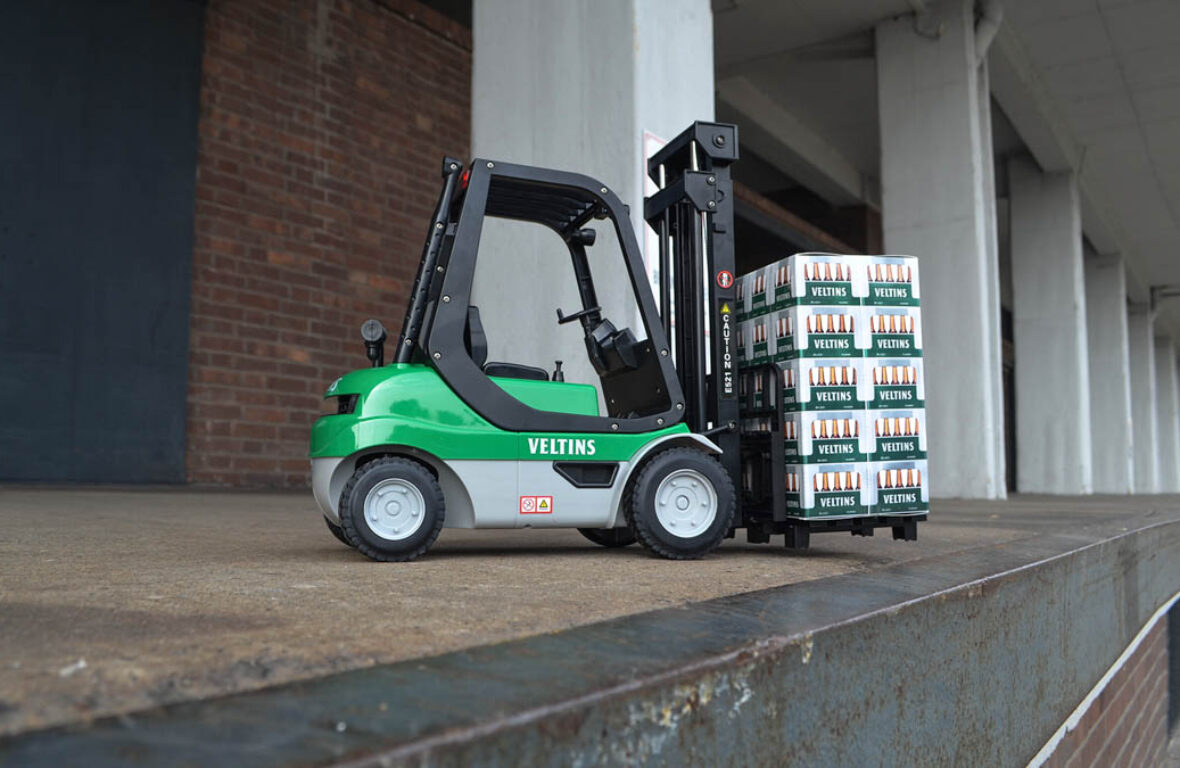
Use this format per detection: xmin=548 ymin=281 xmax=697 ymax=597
xmin=626 ymin=448 xmax=734 ymax=560
xmin=339 ymin=457 xmax=445 ymax=562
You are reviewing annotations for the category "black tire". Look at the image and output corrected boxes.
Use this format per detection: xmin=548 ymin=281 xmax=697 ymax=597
xmin=324 ymin=516 xmax=353 ymax=547
xmin=577 ymin=527 xmax=637 ymax=548
xmin=627 ymin=447 xmax=734 ymax=560
xmin=339 ymin=457 xmax=445 ymax=562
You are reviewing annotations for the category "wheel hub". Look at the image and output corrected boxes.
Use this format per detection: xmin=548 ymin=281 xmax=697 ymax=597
xmin=363 ymin=479 xmax=426 ymax=541
xmin=654 ymin=469 xmax=718 ymax=538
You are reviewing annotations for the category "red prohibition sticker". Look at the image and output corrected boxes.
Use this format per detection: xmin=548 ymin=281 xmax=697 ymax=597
xmin=519 ymin=495 xmax=553 ymax=514
xmin=716 ymin=270 xmax=734 ymax=289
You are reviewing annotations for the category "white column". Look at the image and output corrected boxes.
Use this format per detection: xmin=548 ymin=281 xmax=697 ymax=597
xmin=1007 ymin=155 xmax=1092 ymax=494
xmin=471 ymin=0 xmax=713 ymax=379
xmin=1083 ymin=254 xmax=1133 ymax=493
xmin=1127 ymin=306 xmax=1159 ymax=493
xmin=1154 ymin=338 xmax=1180 ymax=492
xmin=876 ymin=0 xmax=1005 ymax=499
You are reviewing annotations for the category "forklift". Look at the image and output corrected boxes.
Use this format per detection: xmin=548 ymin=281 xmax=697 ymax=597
xmin=309 ymin=122 xmax=923 ymax=561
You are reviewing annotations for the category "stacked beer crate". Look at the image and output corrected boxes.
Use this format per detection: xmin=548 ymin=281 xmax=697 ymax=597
xmin=735 ymin=253 xmax=928 ymax=521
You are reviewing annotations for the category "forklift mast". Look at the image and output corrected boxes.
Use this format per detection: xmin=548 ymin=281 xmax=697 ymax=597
xmin=643 ymin=122 xmax=742 ymax=522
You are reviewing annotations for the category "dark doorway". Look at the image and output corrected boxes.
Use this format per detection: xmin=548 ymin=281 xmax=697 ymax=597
xmin=0 ymin=0 xmax=205 ymax=482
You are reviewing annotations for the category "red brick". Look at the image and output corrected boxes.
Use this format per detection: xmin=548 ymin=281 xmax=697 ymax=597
xmin=187 ymin=0 xmax=469 ymax=488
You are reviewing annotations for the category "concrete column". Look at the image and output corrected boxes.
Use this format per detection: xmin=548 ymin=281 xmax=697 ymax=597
xmin=1154 ymin=338 xmax=1180 ymax=492
xmin=1127 ymin=306 xmax=1159 ymax=493
xmin=470 ymin=0 xmax=713 ymax=382
xmin=1083 ymin=254 xmax=1133 ymax=493
xmin=1007 ymin=156 xmax=1092 ymax=494
xmin=876 ymin=0 xmax=1005 ymax=498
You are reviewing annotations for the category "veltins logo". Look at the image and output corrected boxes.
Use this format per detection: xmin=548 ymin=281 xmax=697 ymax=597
xmin=527 ymin=437 xmax=597 ymax=456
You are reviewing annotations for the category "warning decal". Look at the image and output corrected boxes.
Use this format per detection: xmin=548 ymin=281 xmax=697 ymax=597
xmin=519 ymin=495 xmax=553 ymax=514
xmin=716 ymin=270 xmax=734 ymax=289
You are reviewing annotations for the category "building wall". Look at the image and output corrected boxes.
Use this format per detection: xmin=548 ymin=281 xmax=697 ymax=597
xmin=1040 ymin=619 xmax=1169 ymax=768
xmin=188 ymin=0 xmax=470 ymax=486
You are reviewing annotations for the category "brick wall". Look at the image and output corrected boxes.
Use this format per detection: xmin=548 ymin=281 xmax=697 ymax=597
xmin=188 ymin=0 xmax=470 ymax=487
xmin=1041 ymin=619 xmax=1169 ymax=768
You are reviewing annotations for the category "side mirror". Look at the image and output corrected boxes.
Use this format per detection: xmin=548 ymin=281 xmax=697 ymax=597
xmin=361 ymin=319 xmax=387 ymax=367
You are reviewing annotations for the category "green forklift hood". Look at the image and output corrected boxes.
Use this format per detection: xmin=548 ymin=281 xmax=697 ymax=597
xmin=309 ymin=364 xmax=688 ymax=461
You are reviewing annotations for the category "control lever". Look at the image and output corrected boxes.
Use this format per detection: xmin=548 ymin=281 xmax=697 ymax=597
xmin=552 ymin=360 xmax=565 ymax=382
xmin=556 ymin=306 xmax=601 ymax=325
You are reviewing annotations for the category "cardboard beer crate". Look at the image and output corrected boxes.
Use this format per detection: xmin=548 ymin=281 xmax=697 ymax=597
xmin=737 ymin=314 xmax=773 ymax=366
xmin=770 ymin=305 xmax=864 ymax=360
xmin=782 ymin=357 xmax=865 ymax=412
xmin=865 ymin=358 xmax=925 ymax=409
xmin=789 ymin=252 xmax=865 ymax=306
xmin=784 ymin=410 xmax=870 ymax=464
xmin=736 ymin=261 xmax=792 ymax=320
xmin=870 ymin=460 xmax=929 ymax=515
xmin=863 ymin=256 xmax=920 ymax=306
xmin=864 ymin=306 xmax=922 ymax=358
xmin=868 ymin=409 xmax=927 ymax=461
xmin=785 ymin=462 xmax=871 ymax=519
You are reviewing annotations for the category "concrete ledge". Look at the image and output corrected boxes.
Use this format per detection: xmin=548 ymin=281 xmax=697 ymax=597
xmin=4 ymin=506 xmax=1179 ymax=766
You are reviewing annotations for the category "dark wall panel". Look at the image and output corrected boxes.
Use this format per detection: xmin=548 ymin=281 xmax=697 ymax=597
xmin=0 ymin=0 xmax=204 ymax=482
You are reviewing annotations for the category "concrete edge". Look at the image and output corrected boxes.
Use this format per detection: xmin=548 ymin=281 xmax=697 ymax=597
xmin=3 ymin=513 xmax=1179 ymax=767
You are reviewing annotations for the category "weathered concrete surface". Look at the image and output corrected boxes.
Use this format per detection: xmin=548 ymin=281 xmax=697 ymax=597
xmin=0 ymin=487 xmax=1023 ymax=736
xmin=2 ymin=490 xmax=1179 ymax=766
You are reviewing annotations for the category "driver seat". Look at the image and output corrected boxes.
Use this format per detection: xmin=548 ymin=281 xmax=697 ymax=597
xmin=464 ymin=306 xmax=549 ymax=381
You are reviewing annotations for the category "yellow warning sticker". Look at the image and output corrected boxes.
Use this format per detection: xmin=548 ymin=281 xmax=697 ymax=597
xmin=519 ymin=495 xmax=554 ymax=514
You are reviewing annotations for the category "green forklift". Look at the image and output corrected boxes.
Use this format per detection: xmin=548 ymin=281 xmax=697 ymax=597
xmin=309 ymin=122 xmax=922 ymax=561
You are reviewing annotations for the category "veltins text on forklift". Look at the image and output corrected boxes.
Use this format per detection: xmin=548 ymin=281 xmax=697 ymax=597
xmin=527 ymin=437 xmax=597 ymax=456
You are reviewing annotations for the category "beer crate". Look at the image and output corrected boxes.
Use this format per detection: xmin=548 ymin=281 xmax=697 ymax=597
xmin=785 ymin=463 xmax=871 ymax=519
xmin=782 ymin=357 xmax=866 ymax=412
xmin=736 ymin=261 xmax=792 ymax=320
xmin=788 ymin=252 xmax=866 ymax=306
xmin=769 ymin=305 xmax=864 ymax=360
xmin=870 ymin=460 xmax=929 ymax=515
xmin=868 ymin=409 xmax=927 ymax=461
xmin=865 ymin=357 xmax=925 ymax=409
xmin=863 ymin=306 xmax=922 ymax=358
xmin=784 ymin=410 xmax=871 ymax=464
xmin=863 ymin=255 xmax=920 ymax=306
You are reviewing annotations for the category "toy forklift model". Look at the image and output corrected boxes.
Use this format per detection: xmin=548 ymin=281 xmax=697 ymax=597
xmin=309 ymin=122 xmax=925 ymax=561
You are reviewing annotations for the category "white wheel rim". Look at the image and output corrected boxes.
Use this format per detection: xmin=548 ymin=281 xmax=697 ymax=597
xmin=654 ymin=469 xmax=718 ymax=538
xmin=363 ymin=479 xmax=427 ymax=541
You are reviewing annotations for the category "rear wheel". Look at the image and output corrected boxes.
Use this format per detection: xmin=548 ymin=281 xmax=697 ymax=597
xmin=339 ymin=457 xmax=445 ymax=562
xmin=577 ymin=527 xmax=637 ymax=548
xmin=627 ymin=448 xmax=734 ymax=560
xmin=324 ymin=516 xmax=353 ymax=547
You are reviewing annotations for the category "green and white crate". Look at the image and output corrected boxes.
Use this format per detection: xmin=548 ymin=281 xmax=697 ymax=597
xmin=863 ymin=305 xmax=922 ymax=358
xmin=785 ymin=462 xmax=871 ymax=519
xmin=870 ymin=460 xmax=929 ymax=515
xmin=783 ymin=357 xmax=866 ymax=412
xmin=868 ymin=408 xmax=927 ymax=461
xmin=865 ymin=357 xmax=925 ymax=409
xmin=784 ymin=410 xmax=870 ymax=464
xmin=862 ymin=255 xmax=920 ymax=306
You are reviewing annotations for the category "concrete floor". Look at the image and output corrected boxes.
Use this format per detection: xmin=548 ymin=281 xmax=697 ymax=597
xmin=1 ymin=488 xmax=1177 ymax=738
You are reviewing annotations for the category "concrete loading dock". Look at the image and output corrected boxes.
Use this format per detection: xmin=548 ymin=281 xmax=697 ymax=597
xmin=2 ymin=489 xmax=1178 ymax=764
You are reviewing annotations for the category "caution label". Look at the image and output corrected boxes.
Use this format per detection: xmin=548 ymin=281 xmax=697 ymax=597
xmin=718 ymin=300 xmax=735 ymax=398
xmin=519 ymin=495 xmax=553 ymax=514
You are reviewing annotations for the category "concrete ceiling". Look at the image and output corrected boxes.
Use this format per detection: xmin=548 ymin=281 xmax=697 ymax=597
xmin=714 ymin=0 xmax=1180 ymax=333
